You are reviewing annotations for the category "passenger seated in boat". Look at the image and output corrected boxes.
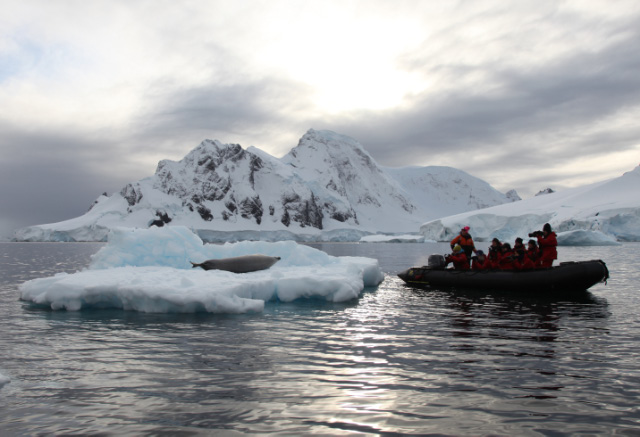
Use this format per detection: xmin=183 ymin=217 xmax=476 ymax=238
xmin=487 ymin=238 xmax=502 ymax=267
xmin=513 ymin=247 xmax=536 ymax=270
xmin=497 ymin=243 xmax=516 ymax=270
xmin=471 ymin=250 xmax=491 ymax=270
xmin=526 ymin=240 xmax=539 ymax=266
xmin=514 ymin=237 xmax=526 ymax=258
xmin=445 ymin=245 xmax=469 ymax=270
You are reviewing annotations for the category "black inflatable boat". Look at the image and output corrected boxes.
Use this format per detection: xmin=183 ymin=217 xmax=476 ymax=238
xmin=398 ymin=256 xmax=609 ymax=292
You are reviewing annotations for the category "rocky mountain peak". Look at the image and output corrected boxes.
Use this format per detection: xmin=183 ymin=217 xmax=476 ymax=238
xmin=505 ymin=189 xmax=522 ymax=202
xmin=285 ymin=129 xmax=378 ymax=171
xmin=17 ymin=130 xmax=516 ymax=240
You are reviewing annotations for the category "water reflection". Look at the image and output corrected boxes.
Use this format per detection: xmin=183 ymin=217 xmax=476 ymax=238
xmin=1 ymin=242 xmax=638 ymax=435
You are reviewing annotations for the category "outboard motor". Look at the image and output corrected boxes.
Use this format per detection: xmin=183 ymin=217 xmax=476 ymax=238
xmin=427 ymin=254 xmax=446 ymax=270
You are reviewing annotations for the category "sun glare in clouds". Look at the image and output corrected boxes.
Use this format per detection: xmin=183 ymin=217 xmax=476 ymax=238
xmin=253 ymin=8 xmax=427 ymax=113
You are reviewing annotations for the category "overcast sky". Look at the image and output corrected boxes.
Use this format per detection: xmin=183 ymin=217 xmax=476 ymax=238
xmin=2 ymin=0 xmax=640 ymax=239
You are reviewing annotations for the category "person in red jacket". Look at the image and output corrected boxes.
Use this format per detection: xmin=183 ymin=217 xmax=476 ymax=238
xmin=497 ymin=243 xmax=516 ymax=270
xmin=526 ymin=239 xmax=540 ymax=267
xmin=531 ymin=223 xmax=558 ymax=268
xmin=471 ymin=250 xmax=491 ymax=270
xmin=450 ymin=226 xmax=476 ymax=264
xmin=445 ymin=245 xmax=469 ymax=270
xmin=514 ymin=247 xmax=536 ymax=270
xmin=487 ymin=238 xmax=502 ymax=268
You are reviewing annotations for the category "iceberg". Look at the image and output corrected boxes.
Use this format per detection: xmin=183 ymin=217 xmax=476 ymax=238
xmin=19 ymin=227 xmax=384 ymax=314
xmin=359 ymin=234 xmax=429 ymax=243
xmin=556 ymin=230 xmax=621 ymax=246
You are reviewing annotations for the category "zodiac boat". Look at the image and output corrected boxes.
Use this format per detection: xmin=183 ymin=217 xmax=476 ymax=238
xmin=397 ymin=255 xmax=609 ymax=292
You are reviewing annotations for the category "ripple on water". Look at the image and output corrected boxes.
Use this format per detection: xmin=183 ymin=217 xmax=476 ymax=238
xmin=1 ymin=242 xmax=639 ymax=434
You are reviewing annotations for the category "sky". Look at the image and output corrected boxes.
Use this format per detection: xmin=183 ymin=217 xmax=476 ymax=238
xmin=1 ymin=0 xmax=640 ymax=239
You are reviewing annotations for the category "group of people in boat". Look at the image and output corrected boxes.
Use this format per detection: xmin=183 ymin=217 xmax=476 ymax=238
xmin=444 ymin=224 xmax=558 ymax=271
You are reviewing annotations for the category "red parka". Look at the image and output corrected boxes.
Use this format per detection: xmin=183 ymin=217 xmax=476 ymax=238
xmin=472 ymin=256 xmax=491 ymax=270
xmin=514 ymin=255 xmax=536 ymax=270
xmin=497 ymin=250 xmax=516 ymax=270
xmin=537 ymin=232 xmax=558 ymax=268
xmin=526 ymin=248 xmax=539 ymax=266
xmin=446 ymin=252 xmax=469 ymax=270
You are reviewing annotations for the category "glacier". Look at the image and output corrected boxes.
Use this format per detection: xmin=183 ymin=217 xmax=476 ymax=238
xmin=19 ymin=226 xmax=385 ymax=313
xmin=420 ymin=166 xmax=640 ymax=245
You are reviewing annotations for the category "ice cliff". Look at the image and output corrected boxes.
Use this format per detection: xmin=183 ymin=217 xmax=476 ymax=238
xmin=420 ymin=166 xmax=640 ymax=244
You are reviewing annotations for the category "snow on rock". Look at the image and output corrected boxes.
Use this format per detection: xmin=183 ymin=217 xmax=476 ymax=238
xmin=505 ymin=189 xmax=522 ymax=202
xmin=420 ymin=166 xmax=640 ymax=245
xmin=14 ymin=129 xmax=512 ymax=242
xmin=19 ymin=226 xmax=385 ymax=313
xmin=535 ymin=188 xmax=555 ymax=196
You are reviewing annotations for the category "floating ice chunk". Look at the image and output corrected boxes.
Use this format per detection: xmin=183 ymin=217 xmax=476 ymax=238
xmin=20 ymin=226 xmax=384 ymax=313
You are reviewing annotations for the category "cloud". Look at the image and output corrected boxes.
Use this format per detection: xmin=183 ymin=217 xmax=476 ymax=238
xmin=315 ymin=10 xmax=640 ymax=194
xmin=0 ymin=131 xmax=113 ymax=238
xmin=1 ymin=0 xmax=640 ymax=237
xmin=133 ymin=76 xmax=315 ymax=155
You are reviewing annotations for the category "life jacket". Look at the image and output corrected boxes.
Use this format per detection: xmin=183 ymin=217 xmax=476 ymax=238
xmin=451 ymin=234 xmax=475 ymax=256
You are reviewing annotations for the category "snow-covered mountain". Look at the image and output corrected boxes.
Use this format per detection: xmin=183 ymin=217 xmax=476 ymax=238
xmin=14 ymin=129 xmax=514 ymax=242
xmin=420 ymin=166 xmax=640 ymax=245
xmin=385 ymin=165 xmax=519 ymax=221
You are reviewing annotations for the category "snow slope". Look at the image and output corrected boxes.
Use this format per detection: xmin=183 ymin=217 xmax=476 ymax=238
xmin=385 ymin=165 xmax=517 ymax=221
xmin=420 ymin=166 xmax=640 ymax=244
xmin=14 ymin=129 xmax=513 ymax=242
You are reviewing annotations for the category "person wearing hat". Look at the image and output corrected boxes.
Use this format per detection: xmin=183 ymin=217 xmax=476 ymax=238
xmin=445 ymin=244 xmax=469 ymax=270
xmin=450 ymin=226 xmax=476 ymax=264
xmin=471 ymin=250 xmax=490 ymax=270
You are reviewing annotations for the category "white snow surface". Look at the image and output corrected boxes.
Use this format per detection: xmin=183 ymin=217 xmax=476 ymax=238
xmin=420 ymin=166 xmax=640 ymax=245
xmin=19 ymin=226 xmax=385 ymax=314
xmin=14 ymin=129 xmax=513 ymax=242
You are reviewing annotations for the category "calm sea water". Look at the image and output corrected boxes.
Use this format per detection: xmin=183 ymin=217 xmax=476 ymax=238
xmin=0 ymin=241 xmax=639 ymax=435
